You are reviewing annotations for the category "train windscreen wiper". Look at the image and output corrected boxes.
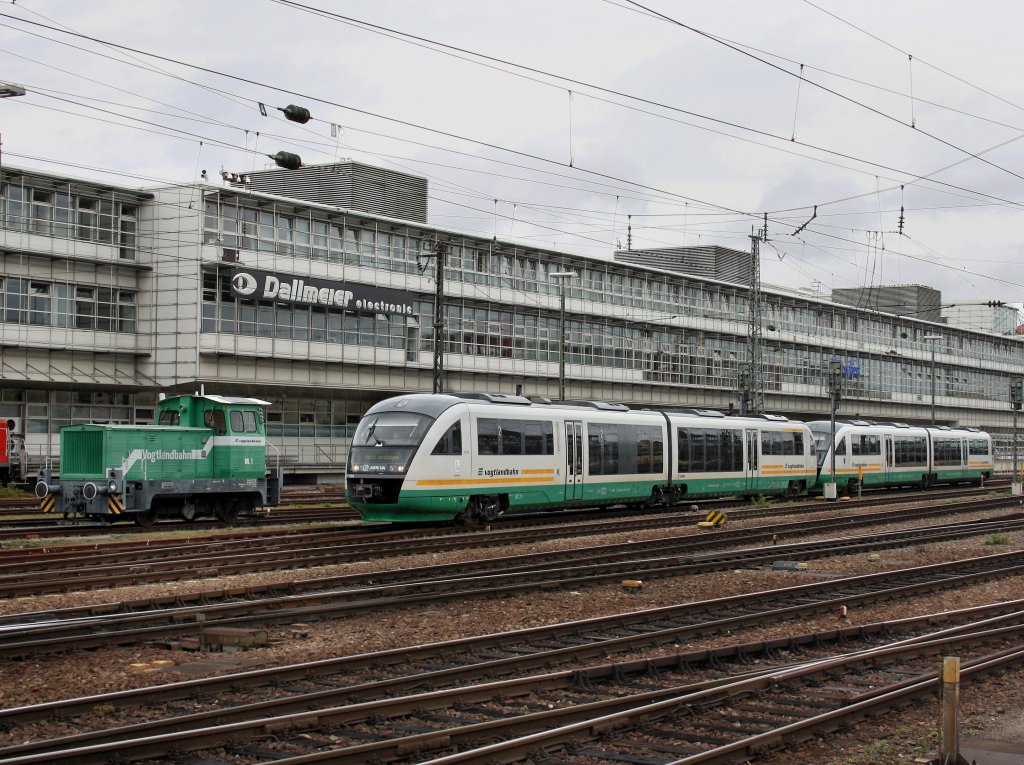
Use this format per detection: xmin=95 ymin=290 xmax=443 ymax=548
xmin=365 ymin=418 xmax=385 ymax=447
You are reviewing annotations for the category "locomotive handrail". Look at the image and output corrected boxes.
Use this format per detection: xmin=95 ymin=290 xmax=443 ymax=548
xmin=265 ymin=440 xmax=281 ymax=472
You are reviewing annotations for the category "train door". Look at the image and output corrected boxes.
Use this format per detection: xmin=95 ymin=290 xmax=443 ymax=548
xmin=564 ymin=420 xmax=584 ymax=501
xmin=882 ymin=434 xmax=894 ymax=485
xmin=745 ymin=428 xmax=759 ymax=491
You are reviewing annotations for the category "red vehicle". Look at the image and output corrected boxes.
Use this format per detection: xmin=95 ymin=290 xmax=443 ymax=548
xmin=0 ymin=419 xmax=23 ymax=487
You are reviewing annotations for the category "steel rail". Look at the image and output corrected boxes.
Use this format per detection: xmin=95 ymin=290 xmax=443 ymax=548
xmin=1 ymin=519 xmax=1024 ymax=661
xmin=0 ymin=496 xmax=1018 ymax=599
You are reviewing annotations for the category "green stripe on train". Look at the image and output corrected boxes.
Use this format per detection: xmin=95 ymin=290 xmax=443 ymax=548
xmin=352 ymin=474 xmax=812 ymax=522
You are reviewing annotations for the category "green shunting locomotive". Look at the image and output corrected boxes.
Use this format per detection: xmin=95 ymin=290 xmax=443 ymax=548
xmin=35 ymin=392 xmax=283 ymax=525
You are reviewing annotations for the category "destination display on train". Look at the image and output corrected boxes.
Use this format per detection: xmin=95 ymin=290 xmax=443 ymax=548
xmin=229 ymin=268 xmax=415 ymax=316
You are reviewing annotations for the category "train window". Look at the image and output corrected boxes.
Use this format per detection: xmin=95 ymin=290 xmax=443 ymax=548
xmin=835 ymin=438 xmax=847 ymax=456
xmin=501 ymin=422 xmax=524 ymax=455
xmin=761 ymin=431 xmax=784 ymax=456
xmin=895 ymin=436 xmax=927 ymax=466
xmin=588 ymin=423 xmax=621 ymax=475
xmin=158 ymin=410 xmax=179 ymax=426
xmin=934 ymin=439 xmax=962 ymax=465
xmin=677 ymin=429 xmax=690 ymax=472
xmin=969 ymin=438 xmax=990 ymax=456
xmin=477 ymin=418 xmax=552 ymax=456
xmin=636 ymin=425 xmax=664 ymax=473
xmin=524 ymin=421 xmax=554 ymax=455
xmin=204 ymin=409 xmax=227 ymax=435
xmin=432 ymin=421 xmax=462 ymax=455
xmin=477 ymin=419 xmax=500 ymax=454
xmin=690 ymin=429 xmax=705 ymax=471
xmin=793 ymin=432 xmax=804 ymax=456
xmin=729 ymin=430 xmax=743 ymax=470
xmin=242 ymin=411 xmax=258 ymax=432
xmin=704 ymin=430 xmax=720 ymax=470
xmin=230 ymin=411 xmax=244 ymax=432
xmin=588 ymin=427 xmax=603 ymax=474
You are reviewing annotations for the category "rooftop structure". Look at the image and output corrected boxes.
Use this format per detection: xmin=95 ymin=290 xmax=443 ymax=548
xmin=614 ymin=245 xmax=751 ymax=284
xmin=231 ymin=161 xmax=428 ymax=223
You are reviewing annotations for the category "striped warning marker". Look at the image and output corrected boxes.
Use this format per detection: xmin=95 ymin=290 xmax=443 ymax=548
xmin=697 ymin=510 xmax=727 ymax=528
xmin=107 ymin=495 xmax=123 ymax=515
xmin=39 ymin=494 xmax=56 ymax=514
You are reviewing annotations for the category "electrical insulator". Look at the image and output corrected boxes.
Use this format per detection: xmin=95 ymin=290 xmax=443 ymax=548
xmin=271 ymin=151 xmax=302 ymax=170
xmin=280 ymin=104 xmax=312 ymax=124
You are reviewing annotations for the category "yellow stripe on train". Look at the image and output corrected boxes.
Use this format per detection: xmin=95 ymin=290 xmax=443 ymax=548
xmin=108 ymin=496 xmax=123 ymax=515
xmin=39 ymin=494 xmax=56 ymax=514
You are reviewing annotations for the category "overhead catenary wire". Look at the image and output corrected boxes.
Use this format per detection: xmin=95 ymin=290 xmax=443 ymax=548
xmin=3 ymin=4 xmax=1024 ymax=304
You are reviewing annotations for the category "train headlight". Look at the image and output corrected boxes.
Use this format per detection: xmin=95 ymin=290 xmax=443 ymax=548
xmin=107 ymin=479 xmax=118 ymax=494
xmin=83 ymin=482 xmax=98 ymax=500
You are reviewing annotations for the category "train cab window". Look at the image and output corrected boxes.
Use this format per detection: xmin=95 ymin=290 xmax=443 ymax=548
xmin=228 ymin=410 xmax=259 ymax=433
xmin=204 ymin=409 xmax=227 ymax=435
xmin=432 ymin=421 xmax=462 ymax=455
xmin=158 ymin=410 xmax=179 ymax=426
xmin=835 ymin=438 xmax=846 ymax=456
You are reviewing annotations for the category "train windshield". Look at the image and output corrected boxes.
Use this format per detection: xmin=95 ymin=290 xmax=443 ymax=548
xmin=353 ymin=412 xmax=433 ymax=448
xmin=348 ymin=412 xmax=434 ymax=475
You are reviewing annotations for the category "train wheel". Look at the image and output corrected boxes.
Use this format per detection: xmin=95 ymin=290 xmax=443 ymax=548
xmin=784 ymin=481 xmax=801 ymax=498
xmin=461 ymin=495 xmax=501 ymax=525
xmin=180 ymin=503 xmax=197 ymax=522
xmin=846 ymin=478 xmax=859 ymax=496
xmin=215 ymin=500 xmax=240 ymax=523
xmin=133 ymin=508 xmax=158 ymax=527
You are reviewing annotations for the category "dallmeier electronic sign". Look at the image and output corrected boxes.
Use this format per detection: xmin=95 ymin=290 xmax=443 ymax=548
xmin=230 ymin=269 xmax=415 ymax=316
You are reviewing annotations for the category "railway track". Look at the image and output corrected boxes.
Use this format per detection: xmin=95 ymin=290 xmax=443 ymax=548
xmin=0 ymin=483 xmax=1006 ymax=540
xmin=0 ymin=494 xmax=1017 ymax=598
xmin=1 ymin=564 xmax=1023 ymax=763
xmin=0 ymin=503 xmax=1022 ymax=658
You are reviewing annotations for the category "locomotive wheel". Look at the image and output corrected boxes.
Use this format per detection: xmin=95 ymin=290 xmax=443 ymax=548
xmin=133 ymin=508 xmax=158 ymax=527
xmin=215 ymin=499 xmax=241 ymax=523
xmin=180 ymin=503 xmax=197 ymax=522
xmin=846 ymin=478 xmax=859 ymax=495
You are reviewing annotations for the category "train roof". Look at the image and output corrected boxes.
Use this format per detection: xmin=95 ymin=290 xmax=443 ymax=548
xmin=158 ymin=394 xmax=271 ymax=406
xmin=366 ymin=393 xmax=812 ymax=424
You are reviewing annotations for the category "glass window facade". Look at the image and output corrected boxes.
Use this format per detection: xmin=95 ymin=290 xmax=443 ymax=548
xmin=0 ymin=181 xmax=139 ymax=258
xmin=0 ymin=277 xmax=135 ymax=332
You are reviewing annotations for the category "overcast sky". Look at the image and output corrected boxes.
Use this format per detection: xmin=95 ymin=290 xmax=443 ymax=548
xmin=2 ymin=0 xmax=1024 ymax=317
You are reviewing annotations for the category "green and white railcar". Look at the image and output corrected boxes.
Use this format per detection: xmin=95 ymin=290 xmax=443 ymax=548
xmin=36 ymin=393 xmax=283 ymax=525
xmin=347 ymin=393 xmax=818 ymax=523
xmin=808 ymin=420 xmax=994 ymax=493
